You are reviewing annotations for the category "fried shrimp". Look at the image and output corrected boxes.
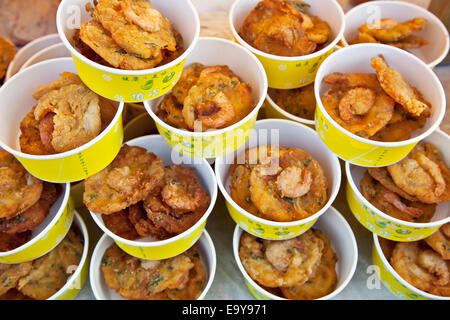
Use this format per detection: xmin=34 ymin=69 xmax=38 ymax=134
xmin=359 ymin=18 xmax=427 ymax=43
xmin=121 ymin=0 xmax=164 ymax=33
xmin=0 ymin=151 xmax=43 ymax=220
xmin=368 ymin=167 xmax=419 ymax=202
xmin=280 ymin=229 xmax=338 ymax=300
xmin=338 ymin=87 xmax=376 ymax=122
xmin=425 ymin=224 xmax=450 ymax=260
xmin=305 ymin=15 xmax=331 ymax=45
xmin=101 ymin=244 xmax=203 ymax=300
xmin=371 ymin=55 xmax=430 ymax=117
xmin=417 ymin=249 xmax=449 ymax=286
xmin=83 ymin=145 xmax=165 ymax=214
xmin=238 ymin=230 xmax=324 ymax=288
xmin=276 ymin=166 xmax=312 ymax=198
xmin=0 ymin=37 xmax=17 ymax=80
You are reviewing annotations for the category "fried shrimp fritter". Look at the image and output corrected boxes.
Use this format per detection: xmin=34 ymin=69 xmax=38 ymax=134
xmin=0 ymin=36 xmax=17 ymax=80
xmin=101 ymin=244 xmax=205 ymax=300
xmin=83 ymin=145 xmax=165 ymax=214
xmin=268 ymin=84 xmax=316 ymax=120
xmin=280 ymin=229 xmax=338 ymax=300
xmin=359 ymin=18 xmax=427 ymax=43
xmin=239 ymin=0 xmax=330 ymax=57
xmin=16 ymin=229 xmax=84 ymax=300
xmin=371 ymin=55 xmax=430 ymax=118
xmin=239 ymin=230 xmax=324 ymax=288
xmin=425 ymin=224 xmax=450 ymax=260
xmin=0 ymin=151 xmax=43 ymax=220
xmin=102 ymin=209 xmax=140 ymax=240
xmin=0 ymin=262 xmax=32 ymax=296
xmin=32 ymin=72 xmax=83 ymax=100
xmin=19 ymin=106 xmax=55 ymax=155
xmin=0 ymin=182 xmax=60 ymax=234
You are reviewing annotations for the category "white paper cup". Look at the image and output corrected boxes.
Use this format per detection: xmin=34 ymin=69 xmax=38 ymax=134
xmin=144 ymin=37 xmax=268 ymax=159
xmin=315 ymin=43 xmax=446 ymax=167
xmin=229 ymin=0 xmax=345 ymax=89
xmin=88 ymin=134 xmax=218 ymax=260
xmin=215 ymin=119 xmax=341 ymax=240
xmin=20 ymin=43 xmax=71 ymax=71
xmin=0 ymin=171 xmax=73 ymax=264
xmin=346 ymin=129 xmax=450 ymax=242
xmin=57 ymin=0 xmax=200 ymax=102
xmin=0 ymin=57 xmax=124 ymax=183
xmin=5 ymin=34 xmax=61 ymax=82
xmin=233 ymin=206 xmax=358 ymax=300
xmin=343 ymin=0 xmax=450 ymax=68
xmin=90 ymin=230 xmax=216 ymax=300
xmin=49 ymin=211 xmax=90 ymax=300
xmin=372 ymin=233 xmax=450 ymax=300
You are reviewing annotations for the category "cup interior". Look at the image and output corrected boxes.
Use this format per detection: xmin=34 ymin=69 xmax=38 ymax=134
xmin=315 ymin=43 xmax=445 ymax=143
xmin=233 ymin=207 xmax=358 ymax=300
xmin=344 ymin=1 xmax=450 ymax=67
xmin=90 ymin=231 xmax=216 ymax=300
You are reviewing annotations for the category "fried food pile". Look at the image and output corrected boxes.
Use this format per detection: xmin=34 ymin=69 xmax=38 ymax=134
xmin=381 ymin=223 xmax=450 ymax=297
xmin=268 ymin=83 xmax=316 ymax=120
xmin=239 ymin=229 xmax=338 ymax=300
xmin=0 ymin=228 xmax=84 ymax=300
xmin=0 ymin=37 xmax=16 ymax=81
xmin=239 ymin=0 xmax=331 ymax=57
xmin=19 ymin=72 xmax=117 ymax=155
xmin=230 ymin=146 xmax=328 ymax=222
xmin=83 ymin=144 xmax=210 ymax=240
xmin=157 ymin=63 xmax=255 ymax=132
xmin=361 ymin=142 xmax=450 ymax=223
xmin=0 ymin=150 xmax=60 ymax=252
xmin=74 ymin=0 xmax=184 ymax=70
xmin=350 ymin=18 xmax=429 ymax=51
xmin=322 ymin=55 xmax=431 ymax=141
xmin=101 ymin=243 xmax=207 ymax=300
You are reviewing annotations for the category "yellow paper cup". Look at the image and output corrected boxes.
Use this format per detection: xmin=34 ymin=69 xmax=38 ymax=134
xmin=229 ymin=0 xmax=345 ymax=89
xmin=215 ymin=119 xmax=341 ymax=240
xmin=346 ymin=129 xmax=450 ymax=242
xmin=343 ymin=1 xmax=450 ymax=69
xmin=5 ymin=34 xmax=61 ymax=82
xmin=264 ymin=89 xmax=316 ymax=129
xmin=372 ymin=234 xmax=449 ymax=300
xmin=144 ymin=37 xmax=268 ymax=159
xmin=233 ymin=206 xmax=358 ymax=300
xmin=315 ymin=43 xmax=446 ymax=167
xmin=123 ymin=112 xmax=157 ymax=142
xmin=20 ymin=42 xmax=71 ymax=72
xmin=89 ymin=134 xmax=218 ymax=260
xmin=90 ymin=230 xmax=216 ymax=300
xmin=56 ymin=0 xmax=200 ymax=103
xmin=0 ymin=57 xmax=124 ymax=183
xmin=49 ymin=211 xmax=90 ymax=300
xmin=0 ymin=181 xmax=74 ymax=264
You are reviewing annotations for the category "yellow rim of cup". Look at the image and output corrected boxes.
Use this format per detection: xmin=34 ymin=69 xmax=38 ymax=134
xmin=372 ymin=234 xmax=449 ymax=300
xmin=314 ymin=43 xmax=446 ymax=167
xmin=56 ymin=0 xmax=200 ymax=103
xmin=229 ymin=0 xmax=345 ymax=89
xmin=343 ymin=1 xmax=450 ymax=69
xmin=0 ymin=183 xmax=74 ymax=264
xmin=232 ymin=206 xmax=358 ymax=300
xmin=88 ymin=134 xmax=218 ymax=260
xmin=215 ymin=119 xmax=341 ymax=240
xmin=90 ymin=230 xmax=216 ymax=300
xmin=50 ymin=211 xmax=90 ymax=300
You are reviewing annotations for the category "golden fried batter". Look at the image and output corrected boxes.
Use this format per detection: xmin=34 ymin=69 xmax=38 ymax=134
xmin=19 ymin=106 xmax=55 ymax=155
xmin=32 ymin=72 xmax=83 ymax=101
xmin=0 ymin=262 xmax=32 ymax=296
xmin=83 ymin=145 xmax=164 ymax=214
xmin=425 ymin=224 xmax=450 ymax=260
xmin=102 ymin=209 xmax=140 ymax=240
xmin=268 ymin=83 xmax=316 ymax=120
xmin=359 ymin=18 xmax=427 ymax=43
xmin=0 ymin=151 xmax=43 ymax=220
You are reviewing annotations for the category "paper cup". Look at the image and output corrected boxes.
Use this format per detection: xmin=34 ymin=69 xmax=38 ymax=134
xmin=88 ymin=134 xmax=218 ymax=260
xmin=144 ymin=37 xmax=268 ymax=159
xmin=123 ymin=103 xmax=146 ymax=125
xmin=346 ymin=129 xmax=450 ymax=242
xmin=56 ymin=0 xmax=200 ymax=103
xmin=0 ymin=179 xmax=74 ymax=264
xmin=90 ymin=230 xmax=216 ymax=300
xmin=49 ymin=211 xmax=90 ymax=300
xmin=264 ymin=89 xmax=316 ymax=128
xmin=215 ymin=119 xmax=341 ymax=240
xmin=372 ymin=234 xmax=449 ymax=300
xmin=20 ymin=43 xmax=71 ymax=71
xmin=5 ymin=34 xmax=61 ymax=82
xmin=70 ymin=182 xmax=85 ymax=210
xmin=315 ymin=43 xmax=446 ymax=167
xmin=123 ymin=113 xmax=157 ymax=142
xmin=233 ymin=206 xmax=358 ymax=300
xmin=229 ymin=0 xmax=345 ymax=89
xmin=343 ymin=1 xmax=450 ymax=69
xmin=0 ymin=57 xmax=124 ymax=183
